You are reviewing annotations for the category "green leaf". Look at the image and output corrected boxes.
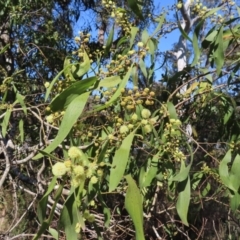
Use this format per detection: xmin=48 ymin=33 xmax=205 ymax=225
xmin=176 ymin=13 xmax=192 ymax=43
xmin=139 ymin=59 xmax=147 ymax=79
xmin=237 ymin=5 xmax=240 ymax=16
xmin=48 ymin=228 xmax=58 ymax=240
xmin=96 ymin=75 xmax=121 ymax=89
xmin=116 ymin=36 xmax=128 ymax=48
xmin=19 ymin=119 xmax=24 ymax=143
xmin=109 ymin=131 xmax=135 ymax=192
xmin=141 ymin=29 xmax=149 ymax=44
xmin=71 ymin=51 xmax=90 ymax=79
xmin=49 ymin=76 xmax=96 ymax=112
xmin=130 ymin=27 xmax=139 ymax=48
xmin=153 ymin=13 xmax=165 ymax=36
xmin=219 ymin=150 xmax=232 ymax=190
xmin=230 ymin=192 xmax=240 ymax=211
xmin=229 ymin=154 xmax=240 ymax=192
xmin=63 ymin=56 xmax=75 ymax=81
xmin=103 ymin=207 xmax=111 ymax=227
xmin=125 ymin=175 xmax=145 ymax=240
xmin=201 ymin=182 xmax=211 ymax=197
xmin=104 ymin=25 xmax=114 ymax=56
xmin=127 ymin=0 xmax=143 ymax=20
xmin=16 ymin=92 xmax=27 ymax=115
xmin=34 ymin=184 xmax=63 ymax=240
xmin=131 ymin=64 xmax=138 ymax=86
xmin=176 ymin=176 xmax=190 ymax=226
xmin=147 ymin=38 xmax=156 ymax=55
xmin=192 ymin=172 xmax=203 ymax=190
xmin=141 ymin=153 xmax=159 ymax=188
xmin=205 ymin=29 xmax=218 ymax=42
xmin=59 ymin=192 xmax=79 ymax=240
xmin=214 ymin=26 xmax=224 ymax=75
xmin=171 ymin=160 xmax=191 ymax=182
xmin=191 ymin=21 xmax=202 ymax=66
xmin=167 ymin=102 xmax=178 ymax=119
xmin=2 ymin=108 xmax=11 ymax=137
xmin=191 ymin=7 xmax=221 ymax=66
xmin=0 ymin=43 xmax=10 ymax=54
xmin=33 ymin=92 xmax=90 ymax=159
xmin=45 ymin=64 xmax=72 ymax=101
xmin=37 ymin=177 xmax=57 ymax=223
xmin=224 ymin=106 xmax=234 ymax=124
xmin=37 ymin=149 xmax=62 ymax=161
xmin=94 ymin=66 xmax=132 ymax=112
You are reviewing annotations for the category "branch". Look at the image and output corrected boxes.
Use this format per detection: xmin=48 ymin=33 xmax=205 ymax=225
xmin=178 ymin=0 xmax=192 ymax=33
xmin=0 ymin=134 xmax=11 ymax=189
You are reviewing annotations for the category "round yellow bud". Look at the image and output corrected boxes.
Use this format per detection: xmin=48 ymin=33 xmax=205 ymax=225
xmin=137 ymin=42 xmax=144 ymax=48
xmin=149 ymin=91 xmax=155 ymax=97
xmin=141 ymin=119 xmax=148 ymax=125
xmin=90 ymin=176 xmax=98 ymax=184
xmin=44 ymin=82 xmax=50 ymax=88
xmin=74 ymin=165 xmax=85 ymax=176
xmin=177 ymin=2 xmax=182 ymax=9
xmin=141 ymin=108 xmax=151 ymax=119
xmin=97 ymin=169 xmax=104 ymax=177
xmin=128 ymin=124 xmax=134 ymax=129
xmin=120 ymin=125 xmax=129 ymax=134
xmin=108 ymin=134 xmax=114 ymax=140
xmin=144 ymin=88 xmax=150 ymax=93
xmin=46 ymin=114 xmax=54 ymax=123
xmin=74 ymin=36 xmax=81 ymax=42
xmin=45 ymin=106 xmax=51 ymax=112
xmin=128 ymin=50 xmax=135 ymax=55
xmin=88 ymin=214 xmax=95 ymax=222
xmin=144 ymin=124 xmax=152 ymax=133
xmin=68 ymin=146 xmax=83 ymax=159
xmin=64 ymin=159 xmax=72 ymax=169
xmin=131 ymin=113 xmax=138 ymax=121
xmin=52 ymin=162 xmax=67 ymax=177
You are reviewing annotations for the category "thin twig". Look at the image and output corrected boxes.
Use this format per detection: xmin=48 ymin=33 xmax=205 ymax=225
xmin=0 ymin=134 xmax=11 ymax=189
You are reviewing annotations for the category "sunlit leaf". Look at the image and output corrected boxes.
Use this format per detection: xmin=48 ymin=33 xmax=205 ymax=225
xmin=176 ymin=176 xmax=190 ymax=226
xmin=33 ymin=92 xmax=90 ymax=159
xmin=19 ymin=119 xmax=24 ymax=143
xmin=229 ymin=154 xmax=240 ymax=192
xmin=71 ymin=51 xmax=90 ymax=78
xmin=96 ymin=75 xmax=121 ymax=89
xmin=49 ymin=76 xmax=96 ymax=111
xmin=104 ymin=25 xmax=114 ymax=56
xmin=16 ymin=92 xmax=27 ymax=115
xmin=153 ymin=13 xmax=165 ymax=35
xmin=109 ymin=131 xmax=135 ymax=192
xmin=93 ymin=66 xmax=132 ymax=112
xmin=167 ymin=102 xmax=178 ymax=119
xmin=125 ymin=175 xmax=145 ymax=240
xmin=127 ymin=0 xmax=143 ymax=20
xmin=141 ymin=29 xmax=149 ymax=44
xmin=2 ymin=108 xmax=11 ymax=137
xmin=130 ymin=27 xmax=139 ymax=48
xmin=230 ymin=192 xmax=240 ymax=211
xmin=219 ymin=150 xmax=232 ymax=190
xmin=59 ymin=191 xmax=79 ymax=240
xmin=214 ymin=26 xmax=224 ymax=75
xmin=141 ymin=153 xmax=159 ymax=188
xmin=48 ymin=228 xmax=58 ymax=240
xmin=139 ymin=59 xmax=147 ymax=79
xmin=37 ymin=177 xmax=57 ymax=223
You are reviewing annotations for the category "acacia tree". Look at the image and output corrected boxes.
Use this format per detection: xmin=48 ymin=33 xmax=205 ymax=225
xmin=1 ymin=0 xmax=240 ymax=239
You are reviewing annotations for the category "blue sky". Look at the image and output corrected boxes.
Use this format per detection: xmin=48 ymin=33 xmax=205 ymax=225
xmin=73 ymin=0 xmax=179 ymax=80
xmin=73 ymin=0 xmax=178 ymax=49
